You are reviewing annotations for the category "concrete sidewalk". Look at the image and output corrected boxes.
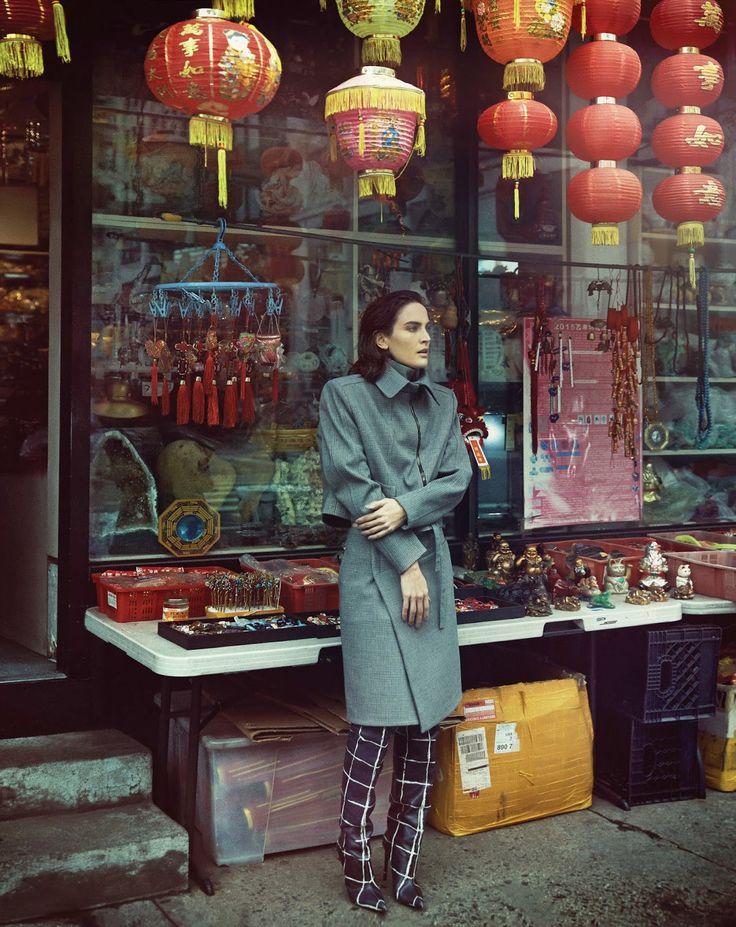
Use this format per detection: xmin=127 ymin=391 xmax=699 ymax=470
xmin=15 ymin=791 xmax=736 ymax=927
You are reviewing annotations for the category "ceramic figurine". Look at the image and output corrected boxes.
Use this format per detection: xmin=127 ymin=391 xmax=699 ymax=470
xmin=589 ymin=590 xmax=615 ymax=610
xmin=515 ymin=543 xmax=545 ymax=580
xmin=642 ymin=463 xmax=663 ymax=504
xmin=462 ymin=534 xmax=480 ymax=571
xmin=626 ymin=587 xmax=652 ymax=606
xmin=671 ymin=563 xmax=695 ymax=600
xmin=484 ymin=534 xmax=504 ymax=570
xmin=604 ymin=558 xmax=630 ymax=596
xmin=571 ymin=559 xmax=600 ymax=599
xmin=638 ymin=541 xmax=669 ymax=596
xmin=525 ymin=589 xmax=553 ymax=617
xmin=554 ymin=595 xmax=581 ymax=612
xmin=487 ymin=540 xmax=516 ymax=582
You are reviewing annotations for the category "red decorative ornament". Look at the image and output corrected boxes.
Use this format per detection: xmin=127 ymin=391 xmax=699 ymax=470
xmin=565 ymin=41 xmax=641 ymax=101
xmin=652 ymin=113 xmax=724 ymax=168
xmin=470 ymin=0 xmax=573 ymax=92
xmin=566 ymin=103 xmax=641 ymax=163
xmin=650 ymin=0 xmax=723 ymax=51
xmin=650 ymin=0 xmax=726 ymax=284
xmin=651 ymin=53 xmax=724 ymax=109
xmin=477 ymin=92 xmax=557 ymax=217
xmin=572 ymin=0 xmax=640 ymax=38
xmin=568 ymin=167 xmax=643 ymax=243
xmin=0 ymin=0 xmax=70 ymax=78
xmin=145 ymin=8 xmax=281 ymax=209
xmin=565 ymin=17 xmax=642 ymax=245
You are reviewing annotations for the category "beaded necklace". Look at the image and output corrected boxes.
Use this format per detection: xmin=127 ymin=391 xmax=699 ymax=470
xmin=695 ymin=266 xmax=712 ymax=449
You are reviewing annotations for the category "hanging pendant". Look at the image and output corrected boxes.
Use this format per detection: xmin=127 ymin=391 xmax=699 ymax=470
xmin=643 ymin=421 xmax=670 ymax=452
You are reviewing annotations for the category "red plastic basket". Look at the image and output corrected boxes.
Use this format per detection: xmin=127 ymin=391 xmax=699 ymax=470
xmin=546 ymin=539 xmax=644 ymax=588
xmin=665 ymin=551 xmax=736 ymax=602
xmin=240 ymin=558 xmax=340 ymax=614
xmin=92 ymin=567 xmax=231 ymax=622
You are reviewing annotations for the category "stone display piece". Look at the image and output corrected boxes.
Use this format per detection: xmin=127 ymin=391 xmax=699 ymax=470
xmin=156 ymin=439 xmax=236 ymax=510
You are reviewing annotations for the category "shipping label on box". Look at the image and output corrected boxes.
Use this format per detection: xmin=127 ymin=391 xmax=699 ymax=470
xmin=456 ymin=727 xmax=491 ymax=793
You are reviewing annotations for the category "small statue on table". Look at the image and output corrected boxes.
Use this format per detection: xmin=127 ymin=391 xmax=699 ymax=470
xmin=603 ymin=557 xmax=630 ymax=597
xmin=638 ymin=541 xmax=669 ymax=602
xmin=514 ymin=543 xmax=552 ymax=613
xmin=671 ymin=563 xmax=695 ymax=600
xmin=487 ymin=540 xmax=516 ymax=583
xmin=515 ymin=543 xmax=546 ymax=583
xmin=462 ymin=533 xmax=480 ymax=571
xmin=626 ymin=587 xmax=653 ymax=606
xmin=526 ymin=589 xmax=553 ymax=617
xmin=484 ymin=534 xmax=505 ymax=570
xmin=571 ymin=558 xmax=601 ymax=599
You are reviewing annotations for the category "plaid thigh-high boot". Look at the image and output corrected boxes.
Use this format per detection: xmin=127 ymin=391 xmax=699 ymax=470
xmin=382 ymin=723 xmax=440 ymax=910
xmin=337 ymin=724 xmax=391 ymax=914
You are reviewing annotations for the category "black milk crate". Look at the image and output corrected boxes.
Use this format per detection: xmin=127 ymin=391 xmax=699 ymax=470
xmin=597 ymin=624 xmax=721 ymax=723
xmin=595 ymin=707 xmax=705 ymax=810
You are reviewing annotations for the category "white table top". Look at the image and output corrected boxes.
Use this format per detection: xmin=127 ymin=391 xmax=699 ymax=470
xmin=680 ymin=593 xmax=736 ymax=615
xmin=85 ymin=598 xmax=682 ymax=678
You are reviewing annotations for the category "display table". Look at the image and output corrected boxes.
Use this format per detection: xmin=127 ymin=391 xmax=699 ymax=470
xmin=84 ymin=598 xmax=683 ymax=892
xmin=681 ymin=594 xmax=736 ymax=616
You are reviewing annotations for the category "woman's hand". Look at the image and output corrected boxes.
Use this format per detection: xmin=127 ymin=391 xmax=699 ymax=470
xmin=400 ymin=562 xmax=430 ymax=628
xmin=354 ymin=498 xmax=407 ymax=539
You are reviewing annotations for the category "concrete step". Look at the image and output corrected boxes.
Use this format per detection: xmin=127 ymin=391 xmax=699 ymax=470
xmin=0 ymin=802 xmax=188 ymax=924
xmin=0 ymin=729 xmax=151 ymax=821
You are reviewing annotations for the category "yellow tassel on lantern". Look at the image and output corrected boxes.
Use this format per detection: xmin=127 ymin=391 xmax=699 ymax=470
xmin=328 ymin=125 xmax=337 ymax=162
xmin=359 ymin=115 xmax=366 ymax=156
xmin=414 ymin=118 xmax=426 ymax=156
xmin=514 ymin=0 xmax=521 ymax=28
xmin=502 ymin=150 xmax=535 ymax=181
xmin=359 ymin=171 xmax=396 ymax=199
xmin=435 ymin=0 xmax=441 ymax=11
xmin=460 ymin=0 xmax=467 ymax=50
xmin=688 ymin=250 xmax=697 ymax=288
xmin=217 ymin=145 xmax=228 ymax=209
xmin=52 ymin=2 xmax=71 ymax=62
xmin=504 ymin=58 xmax=545 ymax=92
xmin=189 ymin=115 xmax=233 ymax=151
xmin=592 ymin=223 xmax=620 ymax=246
xmin=0 ymin=34 xmax=44 ymax=78
xmin=574 ymin=0 xmax=587 ymax=38
xmin=513 ymin=181 xmax=520 ymax=219
xmin=677 ymin=221 xmax=705 ymax=249
xmin=362 ymin=35 xmax=402 ymax=69
xmin=212 ymin=0 xmax=255 ymax=19
xmin=320 ymin=0 xmax=327 ymax=9
xmin=325 ymin=86 xmax=425 ymax=121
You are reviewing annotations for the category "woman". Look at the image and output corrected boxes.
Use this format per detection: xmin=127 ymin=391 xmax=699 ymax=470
xmin=318 ymin=290 xmax=472 ymax=914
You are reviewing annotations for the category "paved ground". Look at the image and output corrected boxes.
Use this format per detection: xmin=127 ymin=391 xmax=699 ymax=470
xmin=13 ymin=790 xmax=736 ymax=927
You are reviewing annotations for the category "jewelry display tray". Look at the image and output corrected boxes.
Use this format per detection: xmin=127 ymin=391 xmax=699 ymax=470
xmin=455 ymin=586 xmax=525 ymax=623
xmin=158 ymin=616 xmax=340 ymax=649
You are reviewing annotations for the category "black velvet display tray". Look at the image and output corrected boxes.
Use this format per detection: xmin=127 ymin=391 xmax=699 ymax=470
xmin=454 ymin=585 xmax=525 ymax=623
xmin=158 ymin=614 xmax=340 ymax=649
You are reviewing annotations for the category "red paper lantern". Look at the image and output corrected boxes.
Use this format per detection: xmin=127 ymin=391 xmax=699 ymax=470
xmin=651 ymin=53 xmax=724 ymax=109
xmin=650 ymin=0 xmax=723 ymax=51
xmin=566 ymin=40 xmax=641 ymax=100
xmin=145 ymin=9 xmax=281 ymax=208
xmin=572 ymin=0 xmax=640 ymax=38
xmin=0 ymin=0 xmax=70 ymax=78
xmin=653 ymin=171 xmax=725 ymax=227
xmin=566 ymin=104 xmax=641 ymax=162
xmin=652 ymin=113 xmax=724 ymax=169
xmin=568 ymin=166 xmax=642 ymax=245
xmin=470 ymin=0 xmax=573 ymax=91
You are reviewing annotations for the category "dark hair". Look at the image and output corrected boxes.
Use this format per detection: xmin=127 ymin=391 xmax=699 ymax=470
xmin=350 ymin=290 xmax=427 ymax=383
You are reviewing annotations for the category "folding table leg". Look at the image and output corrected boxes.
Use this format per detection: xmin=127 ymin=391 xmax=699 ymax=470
xmin=184 ymin=676 xmax=214 ymax=895
xmin=153 ymin=675 xmax=172 ymax=812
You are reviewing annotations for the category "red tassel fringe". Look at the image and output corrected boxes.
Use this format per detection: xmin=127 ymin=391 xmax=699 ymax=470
xmin=161 ymin=377 xmax=170 ymax=416
xmin=176 ymin=379 xmax=190 ymax=425
xmin=207 ymin=381 xmax=220 ymax=426
xmin=223 ymin=379 xmax=237 ymax=428
xmin=203 ymin=353 xmax=215 ymax=394
xmin=150 ymin=360 xmax=159 ymax=406
xmin=192 ymin=377 xmax=205 ymax=424
xmin=242 ymin=376 xmax=255 ymax=424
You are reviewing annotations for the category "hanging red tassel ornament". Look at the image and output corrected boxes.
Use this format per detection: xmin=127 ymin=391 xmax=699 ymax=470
xmin=203 ymin=352 xmax=215 ymax=395
xmin=223 ymin=378 xmax=237 ymax=428
xmin=161 ymin=377 xmax=171 ymax=416
xmin=192 ymin=376 xmax=206 ymax=425
xmin=241 ymin=375 xmax=255 ymax=424
xmin=150 ymin=360 xmax=159 ymax=407
xmin=176 ymin=378 xmax=191 ymax=425
xmin=208 ymin=381 xmax=220 ymax=427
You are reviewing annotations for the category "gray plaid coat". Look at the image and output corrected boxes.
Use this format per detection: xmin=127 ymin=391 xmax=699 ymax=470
xmin=318 ymin=359 xmax=472 ymax=731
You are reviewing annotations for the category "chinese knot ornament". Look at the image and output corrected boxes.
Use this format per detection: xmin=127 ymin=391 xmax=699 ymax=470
xmin=565 ymin=3 xmax=642 ymax=245
xmin=469 ymin=0 xmax=573 ymax=91
xmin=145 ymin=8 xmax=281 ymax=209
xmin=0 ymin=0 xmax=70 ymax=79
xmin=325 ymin=65 xmax=425 ymax=199
xmin=649 ymin=0 xmax=726 ymax=284
xmin=321 ymin=0 xmax=435 ymax=70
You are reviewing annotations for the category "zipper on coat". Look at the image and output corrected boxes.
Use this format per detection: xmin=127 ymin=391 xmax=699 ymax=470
xmin=409 ymin=400 xmax=428 ymax=486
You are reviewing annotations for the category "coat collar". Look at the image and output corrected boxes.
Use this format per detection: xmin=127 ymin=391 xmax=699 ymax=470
xmin=375 ymin=358 xmax=440 ymax=404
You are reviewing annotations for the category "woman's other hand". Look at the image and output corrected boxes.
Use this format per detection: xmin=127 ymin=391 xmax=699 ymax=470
xmin=354 ymin=498 xmax=407 ymax=539
xmin=399 ymin=562 xmax=430 ymax=628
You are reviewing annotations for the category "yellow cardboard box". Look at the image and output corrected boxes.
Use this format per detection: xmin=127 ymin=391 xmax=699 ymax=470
xmin=429 ymin=677 xmax=593 ymax=836
xmin=699 ymin=731 xmax=736 ymax=792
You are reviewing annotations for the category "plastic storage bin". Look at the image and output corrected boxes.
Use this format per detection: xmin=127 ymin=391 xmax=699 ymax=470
xmin=240 ymin=557 xmax=340 ymax=614
xmin=92 ymin=567 xmax=230 ymax=622
xmin=664 ymin=550 xmax=736 ymax=601
xmin=595 ymin=708 xmax=704 ymax=809
xmin=170 ymin=714 xmax=391 ymax=865
xmin=597 ymin=625 xmax=721 ymax=723
xmin=545 ymin=539 xmax=644 ymax=588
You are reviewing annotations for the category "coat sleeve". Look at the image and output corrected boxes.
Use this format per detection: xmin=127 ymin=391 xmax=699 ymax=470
xmin=318 ymin=380 xmax=427 ymax=574
xmin=394 ymin=394 xmax=472 ymax=530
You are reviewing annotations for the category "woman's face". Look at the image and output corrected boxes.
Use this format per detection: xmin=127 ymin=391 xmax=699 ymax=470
xmin=375 ymin=301 xmax=431 ymax=369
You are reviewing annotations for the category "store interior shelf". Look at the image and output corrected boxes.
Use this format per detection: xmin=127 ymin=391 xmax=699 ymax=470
xmin=652 ymin=377 xmax=736 ymax=383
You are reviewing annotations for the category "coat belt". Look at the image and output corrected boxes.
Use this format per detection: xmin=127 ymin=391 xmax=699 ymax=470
xmin=417 ymin=524 xmax=449 ymax=629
